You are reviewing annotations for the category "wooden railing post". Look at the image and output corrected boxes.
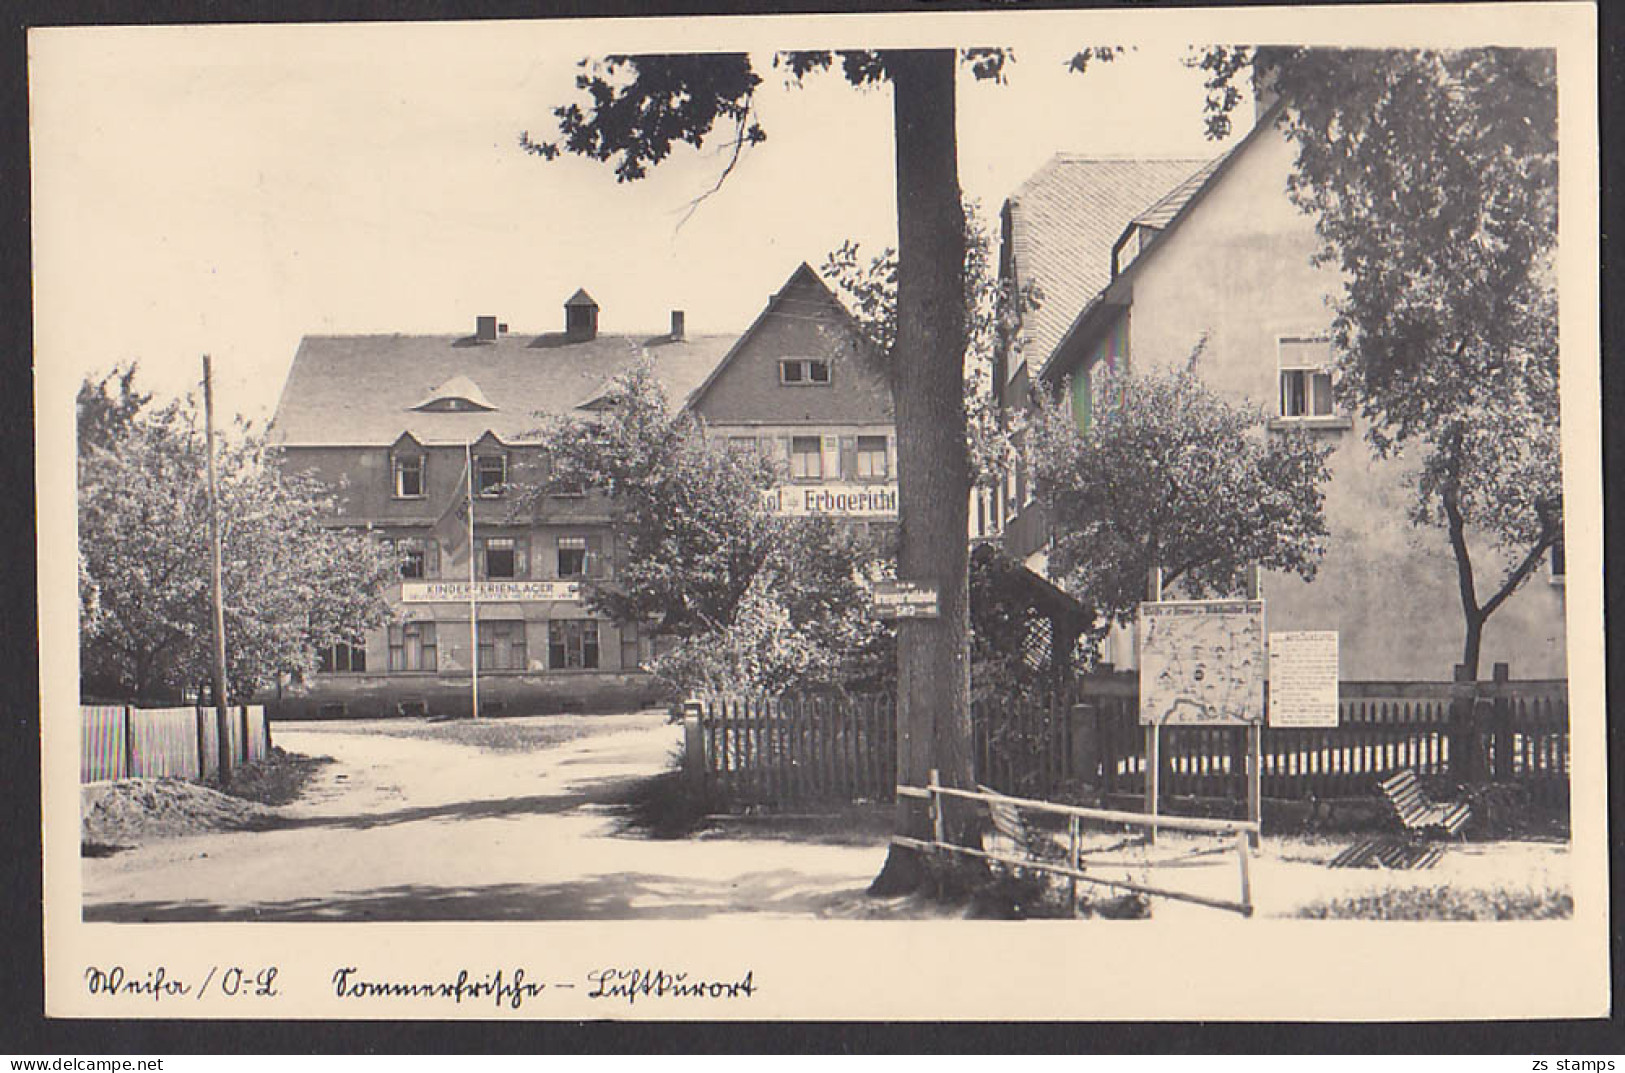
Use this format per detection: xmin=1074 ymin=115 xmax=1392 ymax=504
xmin=1235 ymin=829 xmax=1253 ymax=916
xmin=1068 ymin=815 xmax=1081 ymax=917
xmin=1143 ymin=565 xmax=1162 ymax=845
xmin=928 ymin=767 xmax=945 ymax=846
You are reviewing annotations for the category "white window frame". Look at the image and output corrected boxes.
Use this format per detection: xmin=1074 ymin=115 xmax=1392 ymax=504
xmin=1277 ymin=335 xmax=1336 ymax=420
xmin=855 ymin=435 xmax=889 ymax=480
xmin=790 ymin=435 xmax=823 ymax=480
xmin=780 ymin=358 xmax=832 ymax=386
xmin=475 ymin=453 xmax=507 ymax=498
xmin=557 ymin=535 xmax=588 ymax=579
xmin=394 ymin=454 xmax=425 ymax=498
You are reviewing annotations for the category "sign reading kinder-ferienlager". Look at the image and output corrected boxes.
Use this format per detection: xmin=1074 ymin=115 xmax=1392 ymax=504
xmin=402 ymin=580 xmax=582 ymax=603
xmin=761 ymin=482 xmax=898 ymax=517
xmin=1138 ymin=599 xmax=1265 ymax=725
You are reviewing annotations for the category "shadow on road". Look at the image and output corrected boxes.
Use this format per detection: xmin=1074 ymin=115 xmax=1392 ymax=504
xmin=83 ymin=868 xmax=872 ymax=922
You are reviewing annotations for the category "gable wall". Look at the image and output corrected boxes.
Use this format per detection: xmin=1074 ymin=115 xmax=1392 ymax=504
xmin=1121 ymin=121 xmax=1566 ymax=681
xmin=690 ymin=271 xmax=893 ymax=426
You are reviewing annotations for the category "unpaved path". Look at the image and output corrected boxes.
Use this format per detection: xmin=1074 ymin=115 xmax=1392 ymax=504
xmin=82 ymin=712 xmax=891 ymax=921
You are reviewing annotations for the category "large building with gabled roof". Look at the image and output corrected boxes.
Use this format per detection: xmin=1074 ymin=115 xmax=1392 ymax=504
xmin=991 ymin=107 xmax=1566 ymax=682
xmin=267 ymin=263 xmax=897 ymax=718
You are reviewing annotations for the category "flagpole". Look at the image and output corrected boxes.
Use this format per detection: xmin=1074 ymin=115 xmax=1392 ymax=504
xmin=466 ymin=440 xmax=479 ymax=720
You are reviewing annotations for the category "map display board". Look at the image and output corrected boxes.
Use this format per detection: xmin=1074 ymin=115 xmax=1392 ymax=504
xmin=1138 ymin=600 xmax=1265 ymax=726
xmin=1268 ymin=630 xmax=1340 ymax=727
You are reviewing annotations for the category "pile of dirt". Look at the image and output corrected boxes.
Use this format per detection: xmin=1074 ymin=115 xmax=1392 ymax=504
xmin=82 ymin=777 xmax=279 ymax=848
xmin=221 ymin=747 xmax=333 ymax=806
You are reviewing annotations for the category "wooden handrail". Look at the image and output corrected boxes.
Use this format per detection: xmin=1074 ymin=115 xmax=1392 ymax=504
xmin=898 ymin=782 xmax=1260 ymax=836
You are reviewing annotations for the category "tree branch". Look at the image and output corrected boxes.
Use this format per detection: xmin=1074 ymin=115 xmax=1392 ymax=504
xmin=1479 ymin=524 xmax=1558 ymax=622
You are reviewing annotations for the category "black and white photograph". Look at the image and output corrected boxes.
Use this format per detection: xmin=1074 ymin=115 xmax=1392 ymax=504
xmin=32 ymin=2 xmax=1605 ymax=1021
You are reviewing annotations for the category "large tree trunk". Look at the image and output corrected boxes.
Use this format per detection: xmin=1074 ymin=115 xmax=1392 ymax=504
xmin=870 ymin=49 xmax=975 ymax=895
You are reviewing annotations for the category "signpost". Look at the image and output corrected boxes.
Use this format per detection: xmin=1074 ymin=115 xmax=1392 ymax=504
xmin=1137 ymin=566 xmax=1267 ymax=843
xmin=871 ymin=580 xmax=939 ymax=619
xmin=1268 ymin=631 xmax=1340 ymax=728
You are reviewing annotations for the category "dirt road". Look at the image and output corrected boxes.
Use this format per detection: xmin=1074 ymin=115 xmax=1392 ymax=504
xmin=81 ymin=712 xmax=890 ymax=922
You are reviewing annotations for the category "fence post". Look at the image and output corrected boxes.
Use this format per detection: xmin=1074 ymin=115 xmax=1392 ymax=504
xmin=1449 ymin=663 xmax=1482 ymax=784
xmin=1491 ymin=662 xmax=1512 ymax=781
xmin=239 ymin=705 xmax=251 ymax=767
xmin=1069 ymin=703 xmax=1098 ymax=789
xmin=122 ymin=705 xmax=135 ymax=779
xmin=683 ymin=711 xmax=705 ymax=792
xmin=194 ymin=705 xmax=208 ymax=781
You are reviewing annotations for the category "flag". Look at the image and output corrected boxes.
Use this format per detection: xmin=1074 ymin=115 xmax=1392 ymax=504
xmin=432 ymin=447 xmax=472 ymax=559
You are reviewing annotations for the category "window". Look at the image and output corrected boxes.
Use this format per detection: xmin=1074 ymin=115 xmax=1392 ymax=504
xmin=780 ymin=358 xmax=831 ymax=385
xmin=479 ymin=536 xmax=526 ymax=579
xmin=388 ymin=622 xmax=437 ymax=672
xmin=319 ymin=641 xmax=367 ymax=674
xmin=475 ymin=454 xmax=507 ymax=497
xmin=549 ymin=619 xmax=601 ymax=670
xmin=1279 ymin=336 xmax=1335 ymax=419
xmin=394 ymin=454 xmax=424 ymax=498
xmin=557 ymin=536 xmax=587 ymax=578
xmin=1550 ymin=538 xmax=1565 ymax=584
xmin=477 ymin=620 xmax=527 ymax=671
xmin=790 ymin=436 xmax=823 ymax=480
xmin=855 ymin=435 xmax=889 ymax=480
xmin=728 ymin=435 xmax=760 ymax=455
xmin=391 ymin=537 xmax=429 ymax=580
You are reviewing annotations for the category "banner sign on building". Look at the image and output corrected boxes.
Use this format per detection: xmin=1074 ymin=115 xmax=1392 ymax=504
xmin=1138 ymin=599 xmax=1265 ymax=726
xmin=1268 ymin=630 xmax=1340 ymax=727
xmin=761 ymin=482 xmax=898 ymax=518
xmin=871 ymin=580 xmax=939 ymax=619
xmin=401 ymin=580 xmax=582 ymax=604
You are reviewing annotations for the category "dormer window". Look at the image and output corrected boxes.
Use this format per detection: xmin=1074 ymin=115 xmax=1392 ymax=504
xmin=475 ymin=453 xmax=507 ymax=497
xmin=411 ymin=375 xmax=496 ymax=413
xmin=394 ymin=454 xmax=424 ymax=498
xmin=781 ymin=358 xmax=831 ymax=385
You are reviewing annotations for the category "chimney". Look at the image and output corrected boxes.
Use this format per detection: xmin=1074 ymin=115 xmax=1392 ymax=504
xmin=475 ymin=315 xmax=498 ymax=343
xmin=670 ymin=310 xmax=686 ymax=341
xmin=565 ymin=288 xmax=600 ymax=342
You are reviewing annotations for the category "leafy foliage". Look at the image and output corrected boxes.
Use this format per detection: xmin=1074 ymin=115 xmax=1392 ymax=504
xmin=77 ymin=362 xmax=151 ymax=455
xmin=1028 ymin=353 xmax=1333 ymax=637
xmin=819 ymin=203 xmax=1036 ymax=490
xmin=522 ymin=363 xmax=888 ymax=696
xmin=1193 ymin=47 xmax=1561 ymax=673
xmin=77 ymin=371 xmax=395 ymax=703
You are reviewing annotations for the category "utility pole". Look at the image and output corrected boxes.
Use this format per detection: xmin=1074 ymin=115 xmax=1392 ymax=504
xmin=202 ymin=355 xmax=232 ymax=783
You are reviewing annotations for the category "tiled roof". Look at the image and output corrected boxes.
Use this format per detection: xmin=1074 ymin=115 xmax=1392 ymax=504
xmin=1129 ymin=154 xmax=1228 ymax=231
xmin=1005 ymin=155 xmax=1219 ymax=369
xmin=270 ymin=331 xmax=737 ymax=446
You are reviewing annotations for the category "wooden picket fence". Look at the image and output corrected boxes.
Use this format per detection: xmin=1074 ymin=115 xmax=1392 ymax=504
xmin=686 ymin=674 xmax=1569 ymax=810
xmin=81 ymin=704 xmax=272 ymax=783
xmin=686 ymin=693 xmax=895 ymax=804
xmin=1087 ymin=674 xmax=1569 ymax=807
